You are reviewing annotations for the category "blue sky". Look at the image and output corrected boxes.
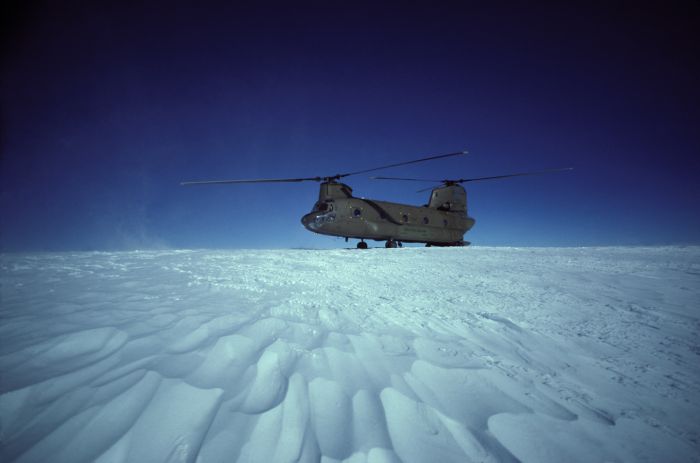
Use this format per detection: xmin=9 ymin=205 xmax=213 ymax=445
xmin=2 ymin=1 xmax=698 ymax=250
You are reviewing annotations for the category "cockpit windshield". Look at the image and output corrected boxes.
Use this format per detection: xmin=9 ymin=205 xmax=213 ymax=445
xmin=314 ymin=201 xmax=334 ymax=212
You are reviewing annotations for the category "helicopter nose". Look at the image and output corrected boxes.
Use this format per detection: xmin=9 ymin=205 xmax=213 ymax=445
xmin=301 ymin=212 xmax=336 ymax=231
xmin=301 ymin=213 xmax=316 ymax=230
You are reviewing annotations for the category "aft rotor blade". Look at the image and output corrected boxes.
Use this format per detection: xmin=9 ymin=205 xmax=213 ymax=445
xmin=338 ymin=150 xmax=467 ymax=178
xmin=417 ymin=184 xmax=444 ymax=193
xmin=370 ymin=176 xmax=444 ymax=182
xmin=181 ymin=176 xmax=321 ymax=186
xmin=412 ymin=167 xmax=574 ymax=192
xmin=458 ymin=167 xmax=573 ymax=183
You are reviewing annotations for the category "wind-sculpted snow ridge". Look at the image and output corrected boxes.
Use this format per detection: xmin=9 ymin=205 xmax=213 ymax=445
xmin=1 ymin=247 xmax=699 ymax=462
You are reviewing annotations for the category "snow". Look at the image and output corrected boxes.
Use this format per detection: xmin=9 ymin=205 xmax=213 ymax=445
xmin=1 ymin=246 xmax=699 ymax=462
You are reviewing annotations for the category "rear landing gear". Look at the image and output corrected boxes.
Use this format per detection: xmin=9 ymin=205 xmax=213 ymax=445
xmin=385 ymin=239 xmax=400 ymax=248
xmin=357 ymin=240 xmax=368 ymax=249
xmin=425 ymin=241 xmax=467 ymax=247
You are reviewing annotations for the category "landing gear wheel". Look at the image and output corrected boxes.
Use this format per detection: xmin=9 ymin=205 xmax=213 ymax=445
xmin=385 ymin=239 xmax=398 ymax=248
xmin=425 ymin=243 xmax=432 ymax=247
xmin=357 ymin=241 xmax=368 ymax=249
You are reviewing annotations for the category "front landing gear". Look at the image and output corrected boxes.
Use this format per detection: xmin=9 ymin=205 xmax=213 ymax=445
xmin=357 ymin=240 xmax=368 ymax=249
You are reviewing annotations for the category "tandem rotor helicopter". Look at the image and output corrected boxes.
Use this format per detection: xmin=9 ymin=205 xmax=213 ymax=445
xmin=181 ymin=151 xmax=571 ymax=249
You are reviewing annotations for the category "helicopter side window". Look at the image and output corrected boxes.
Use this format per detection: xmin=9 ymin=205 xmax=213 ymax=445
xmin=402 ymin=214 xmax=408 ymax=223
xmin=354 ymin=208 xmax=362 ymax=217
xmin=443 ymin=219 xmax=448 ymax=227
xmin=315 ymin=202 xmax=333 ymax=212
xmin=423 ymin=217 xmax=429 ymax=224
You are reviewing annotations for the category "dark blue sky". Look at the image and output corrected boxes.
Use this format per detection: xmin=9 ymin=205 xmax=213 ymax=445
xmin=2 ymin=1 xmax=699 ymax=250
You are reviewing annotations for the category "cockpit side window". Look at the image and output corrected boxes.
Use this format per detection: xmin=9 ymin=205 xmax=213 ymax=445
xmin=315 ymin=201 xmax=334 ymax=212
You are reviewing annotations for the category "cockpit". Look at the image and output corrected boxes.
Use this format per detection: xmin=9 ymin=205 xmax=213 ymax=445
xmin=313 ymin=200 xmax=334 ymax=212
xmin=303 ymin=200 xmax=337 ymax=232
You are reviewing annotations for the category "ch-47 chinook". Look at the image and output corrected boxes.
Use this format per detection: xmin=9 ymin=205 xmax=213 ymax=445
xmin=181 ymin=151 xmax=572 ymax=249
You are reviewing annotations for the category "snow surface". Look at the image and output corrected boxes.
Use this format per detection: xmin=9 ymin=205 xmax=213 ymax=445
xmin=1 ymin=246 xmax=699 ymax=462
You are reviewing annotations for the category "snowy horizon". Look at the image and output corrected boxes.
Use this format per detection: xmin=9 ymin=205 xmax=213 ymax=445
xmin=1 ymin=246 xmax=698 ymax=462
xmin=4 ymin=243 xmax=700 ymax=254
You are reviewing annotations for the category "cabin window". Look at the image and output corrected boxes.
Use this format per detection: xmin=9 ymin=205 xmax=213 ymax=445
xmin=402 ymin=214 xmax=408 ymax=223
xmin=443 ymin=219 xmax=448 ymax=227
xmin=423 ymin=217 xmax=429 ymax=224
xmin=354 ymin=208 xmax=362 ymax=217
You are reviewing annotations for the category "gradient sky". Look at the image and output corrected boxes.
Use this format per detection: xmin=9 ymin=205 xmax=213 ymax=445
xmin=2 ymin=1 xmax=699 ymax=250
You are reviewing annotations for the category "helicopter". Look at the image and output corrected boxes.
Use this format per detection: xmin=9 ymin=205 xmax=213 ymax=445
xmin=181 ymin=151 xmax=572 ymax=249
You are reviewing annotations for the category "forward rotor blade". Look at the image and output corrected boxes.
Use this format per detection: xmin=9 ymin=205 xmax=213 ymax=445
xmin=181 ymin=150 xmax=468 ymax=186
xmin=458 ymin=167 xmax=573 ymax=183
xmin=180 ymin=176 xmax=321 ymax=186
xmin=338 ymin=150 xmax=467 ymax=178
xmin=371 ymin=176 xmax=444 ymax=192
xmin=370 ymin=176 xmax=444 ymax=182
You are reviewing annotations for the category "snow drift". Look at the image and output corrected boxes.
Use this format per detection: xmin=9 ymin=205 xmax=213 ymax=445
xmin=1 ymin=246 xmax=698 ymax=462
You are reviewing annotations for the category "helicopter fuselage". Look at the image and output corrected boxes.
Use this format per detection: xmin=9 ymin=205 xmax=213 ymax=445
xmin=301 ymin=182 xmax=475 ymax=245
xmin=181 ymin=150 xmax=570 ymax=248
